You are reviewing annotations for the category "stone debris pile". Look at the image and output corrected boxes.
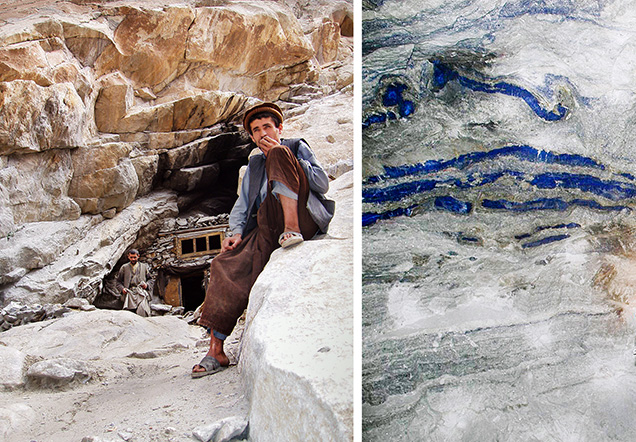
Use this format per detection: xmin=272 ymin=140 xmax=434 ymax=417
xmin=0 ymin=301 xmax=71 ymax=331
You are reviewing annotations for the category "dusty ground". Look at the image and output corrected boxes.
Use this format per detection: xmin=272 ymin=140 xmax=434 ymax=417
xmin=0 ymin=320 xmax=249 ymax=442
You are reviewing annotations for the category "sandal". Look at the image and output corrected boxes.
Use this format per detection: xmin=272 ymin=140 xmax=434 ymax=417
xmin=191 ymin=355 xmax=226 ymax=378
xmin=278 ymin=231 xmax=303 ymax=249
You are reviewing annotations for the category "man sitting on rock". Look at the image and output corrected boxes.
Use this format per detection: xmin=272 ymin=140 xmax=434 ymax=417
xmin=192 ymin=102 xmax=334 ymax=377
xmin=116 ymin=249 xmax=152 ymax=317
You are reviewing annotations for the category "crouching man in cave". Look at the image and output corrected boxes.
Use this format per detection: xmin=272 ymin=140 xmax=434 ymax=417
xmin=191 ymin=102 xmax=334 ymax=377
xmin=116 ymin=249 xmax=152 ymax=317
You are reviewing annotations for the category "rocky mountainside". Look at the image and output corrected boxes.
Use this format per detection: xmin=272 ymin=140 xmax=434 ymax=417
xmin=0 ymin=0 xmax=353 ymax=308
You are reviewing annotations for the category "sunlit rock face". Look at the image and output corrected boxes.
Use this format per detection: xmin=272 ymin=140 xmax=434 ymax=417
xmin=362 ymin=1 xmax=636 ymax=439
xmin=0 ymin=0 xmax=353 ymax=307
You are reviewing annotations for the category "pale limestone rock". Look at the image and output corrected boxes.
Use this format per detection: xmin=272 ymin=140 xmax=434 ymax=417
xmin=0 ymin=403 xmax=36 ymax=441
xmin=68 ymin=142 xmax=141 ymax=214
xmin=26 ymin=358 xmax=91 ymax=388
xmin=186 ymin=3 xmax=312 ymax=75
xmin=64 ymin=297 xmax=90 ymax=309
xmin=0 ymin=216 xmax=102 ymax=286
xmin=71 ymin=142 xmax=134 ymax=175
xmin=0 ymin=35 xmax=93 ymax=100
xmin=94 ymin=72 xmax=134 ymax=133
xmin=69 ymin=157 xmax=139 ymax=214
xmin=311 ymin=20 xmax=341 ymax=65
xmin=240 ymin=171 xmax=353 ymax=442
xmin=61 ymin=20 xmax=116 ymax=68
xmin=0 ymin=310 xmax=199 ymax=361
xmin=193 ymin=416 xmax=248 ymax=442
xmin=171 ymin=92 xmax=247 ymax=131
xmin=2 ymin=190 xmax=178 ymax=305
xmin=121 ymin=127 xmax=218 ymax=152
xmin=94 ymin=6 xmax=196 ymax=90
xmin=0 ymin=347 xmax=25 ymax=390
xmin=0 ymin=179 xmax=14 ymax=237
xmin=95 ymin=81 xmax=248 ymax=133
xmin=161 ymin=138 xmax=214 ymax=170
xmin=0 ymin=80 xmax=88 ymax=155
xmin=0 ymin=39 xmax=53 ymax=85
xmin=283 ymin=92 xmax=353 ymax=177
xmin=0 ymin=149 xmax=82 ymax=225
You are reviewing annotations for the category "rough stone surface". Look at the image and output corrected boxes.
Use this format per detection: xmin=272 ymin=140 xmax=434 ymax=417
xmin=186 ymin=3 xmax=313 ymax=74
xmin=240 ymin=171 xmax=353 ymax=442
xmin=0 ymin=308 xmax=249 ymax=441
xmin=0 ymin=149 xmax=82 ymax=225
xmin=0 ymin=346 xmax=26 ymax=390
xmin=26 ymin=358 xmax=91 ymax=388
xmin=0 ymin=0 xmax=352 ymax=235
xmin=2 ymin=190 xmax=178 ymax=305
xmin=0 ymin=310 xmax=198 ymax=362
xmin=284 ymin=92 xmax=354 ymax=178
xmin=192 ymin=415 xmax=249 ymax=442
xmin=68 ymin=145 xmax=140 ymax=213
xmin=0 ymin=80 xmax=89 ymax=156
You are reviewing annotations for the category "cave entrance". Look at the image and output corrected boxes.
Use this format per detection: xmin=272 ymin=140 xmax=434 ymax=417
xmin=164 ymin=271 xmax=207 ymax=313
xmin=181 ymin=273 xmax=206 ymax=312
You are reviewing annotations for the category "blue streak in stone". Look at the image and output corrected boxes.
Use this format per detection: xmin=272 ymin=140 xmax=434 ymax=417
xmin=432 ymin=60 xmax=568 ymax=121
xmin=483 ymin=198 xmax=630 ymax=212
xmin=531 ymin=173 xmax=636 ymax=201
xmin=522 ymin=234 xmax=570 ymax=249
xmin=366 ymin=145 xmax=604 ymax=183
xmin=570 ymin=199 xmax=629 ymax=211
xmin=483 ymin=198 xmax=569 ymax=211
xmin=362 ymin=205 xmax=417 ymax=227
xmin=515 ymin=223 xmax=580 ymax=240
xmin=363 ymin=179 xmax=437 ymax=203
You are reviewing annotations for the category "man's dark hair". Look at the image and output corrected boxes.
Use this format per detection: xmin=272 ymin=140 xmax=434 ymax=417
xmin=128 ymin=249 xmax=140 ymax=256
xmin=247 ymin=111 xmax=282 ymax=134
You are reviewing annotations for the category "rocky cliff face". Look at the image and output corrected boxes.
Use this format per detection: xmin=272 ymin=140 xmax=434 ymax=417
xmin=0 ymin=0 xmax=353 ymax=307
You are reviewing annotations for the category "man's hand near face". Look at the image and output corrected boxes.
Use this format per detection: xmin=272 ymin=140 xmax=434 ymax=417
xmin=256 ymin=135 xmax=282 ymax=156
xmin=222 ymin=234 xmax=242 ymax=252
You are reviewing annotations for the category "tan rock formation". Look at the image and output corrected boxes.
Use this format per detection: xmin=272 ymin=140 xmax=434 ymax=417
xmin=186 ymin=3 xmax=313 ymax=75
xmin=68 ymin=147 xmax=140 ymax=214
xmin=311 ymin=20 xmax=342 ymax=65
xmin=0 ymin=81 xmax=88 ymax=155
xmin=0 ymin=0 xmax=353 ymax=308
xmin=95 ymin=6 xmax=195 ymax=91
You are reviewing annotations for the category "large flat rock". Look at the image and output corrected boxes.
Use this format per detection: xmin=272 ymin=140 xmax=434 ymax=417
xmin=240 ymin=171 xmax=354 ymax=441
xmin=0 ymin=310 xmax=200 ymax=361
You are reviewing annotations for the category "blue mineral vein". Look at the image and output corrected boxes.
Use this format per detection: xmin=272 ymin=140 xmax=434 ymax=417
xmin=431 ymin=60 xmax=568 ymax=121
xmin=522 ymin=234 xmax=570 ymax=249
xmin=362 ymin=61 xmax=569 ymax=129
xmin=365 ymin=145 xmax=604 ymax=184
xmin=362 ymin=145 xmax=635 ymax=227
xmin=363 ymin=170 xmax=636 ymax=205
xmin=515 ymin=223 xmax=580 ymax=240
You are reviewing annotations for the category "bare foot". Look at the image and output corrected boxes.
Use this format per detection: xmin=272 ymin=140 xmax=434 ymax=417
xmin=192 ymin=334 xmax=230 ymax=374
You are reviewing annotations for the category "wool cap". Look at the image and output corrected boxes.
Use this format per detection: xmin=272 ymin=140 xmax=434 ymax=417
xmin=242 ymin=102 xmax=284 ymax=134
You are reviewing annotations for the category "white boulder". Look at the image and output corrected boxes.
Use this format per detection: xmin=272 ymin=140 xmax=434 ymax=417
xmin=240 ymin=171 xmax=353 ymax=441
